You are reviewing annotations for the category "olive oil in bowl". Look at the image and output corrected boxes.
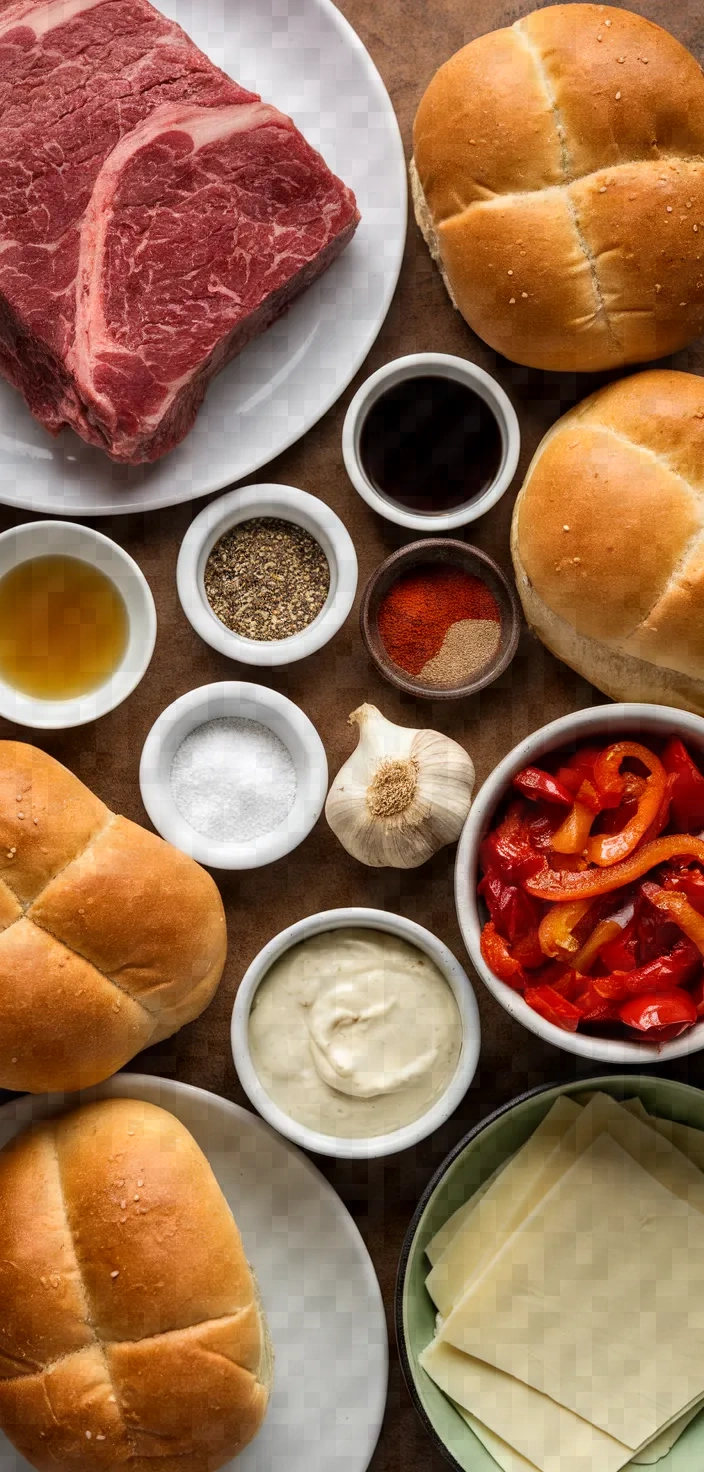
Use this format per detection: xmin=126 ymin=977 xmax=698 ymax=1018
xmin=0 ymin=555 xmax=129 ymax=700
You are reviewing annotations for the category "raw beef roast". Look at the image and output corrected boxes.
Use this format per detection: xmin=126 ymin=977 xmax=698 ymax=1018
xmin=0 ymin=0 xmax=360 ymax=463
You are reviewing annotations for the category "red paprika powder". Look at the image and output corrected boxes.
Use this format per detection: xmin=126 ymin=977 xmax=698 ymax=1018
xmin=377 ymin=566 xmax=501 ymax=677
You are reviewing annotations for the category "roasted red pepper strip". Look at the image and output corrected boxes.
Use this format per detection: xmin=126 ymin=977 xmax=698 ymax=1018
xmin=587 ymin=743 xmax=666 ymax=867
xmin=512 ymin=766 xmax=573 ymax=807
xmin=538 ymin=899 xmax=593 ymax=958
xmin=619 ymin=990 xmax=697 ymax=1033
xmin=591 ymin=939 xmax=700 ymax=1000
xmin=571 ymin=918 xmax=624 ymax=975
xmin=574 ymin=983 xmax=621 ymax=1023
xmin=663 ymin=863 xmax=704 ymax=915
xmin=524 ymin=985 xmax=582 ymax=1032
xmin=480 ymin=803 xmax=544 ymax=885
xmin=478 ymin=870 xmax=542 ymax=944
xmin=662 ymin=739 xmax=704 ymax=832
xmin=599 ymin=915 xmax=639 ymax=972
xmin=642 ymin=772 xmax=676 ymax=845
xmin=525 ymin=834 xmax=704 ymax=901
xmin=554 ymin=748 xmax=602 ymax=795
xmin=641 ymin=881 xmax=704 ymax=957
xmin=480 ymin=922 xmax=527 ymax=991
xmin=550 ymin=798 xmax=595 ymax=855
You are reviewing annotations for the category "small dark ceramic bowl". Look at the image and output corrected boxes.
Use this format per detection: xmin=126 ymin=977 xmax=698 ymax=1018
xmin=360 ymin=539 xmax=520 ymax=701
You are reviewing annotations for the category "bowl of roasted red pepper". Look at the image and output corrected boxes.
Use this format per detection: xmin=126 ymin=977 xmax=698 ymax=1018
xmin=455 ymin=705 xmax=704 ymax=1061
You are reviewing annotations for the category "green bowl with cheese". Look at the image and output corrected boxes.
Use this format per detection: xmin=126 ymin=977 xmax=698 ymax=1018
xmin=396 ymin=1075 xmax=704 ymax=1472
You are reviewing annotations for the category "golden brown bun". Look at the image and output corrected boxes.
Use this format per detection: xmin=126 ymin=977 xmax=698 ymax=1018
xmin=512 ymin=368 xmax=704 ymax=710
xmin=0 ymin=1099 xmax=271 ymax=1472
xmin=412 ymin=5 xmax=704 ymax=371
xmin=0 ymin=743 xmax=226 ymax=1092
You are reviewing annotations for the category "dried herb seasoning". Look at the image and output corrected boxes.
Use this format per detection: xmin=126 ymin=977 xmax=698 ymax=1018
xmin=204 ymin=517 xmax=330 ymax=641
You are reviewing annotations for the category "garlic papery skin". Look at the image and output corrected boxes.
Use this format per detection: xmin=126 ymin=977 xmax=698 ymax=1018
xmin=325 ymin=704 xmax=475 ymax=868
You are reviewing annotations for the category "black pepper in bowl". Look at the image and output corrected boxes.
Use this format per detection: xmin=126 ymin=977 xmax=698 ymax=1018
xmin=204 ymin=518 xmax=330 ymax=641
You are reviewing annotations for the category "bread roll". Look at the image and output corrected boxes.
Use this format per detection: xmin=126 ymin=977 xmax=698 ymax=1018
xmin=511 ymin=368 xmax=704 ymax=710
xmin=0 ymin=1098 xmax=271 ymax=1472
xmin=412 ymin=5 xmax=704 ymax=371
xmin=0 ymin=742 xmax=226 ymax=1092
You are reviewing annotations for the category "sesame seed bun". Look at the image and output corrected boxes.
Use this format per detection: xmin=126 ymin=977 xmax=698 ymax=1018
xmin=412 ymin=5 xmax=704 ymax=372
xmin=512 ymin=368 xmax=704 ymax=710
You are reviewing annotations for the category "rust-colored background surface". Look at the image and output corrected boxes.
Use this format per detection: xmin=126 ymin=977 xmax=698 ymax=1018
xmin=2 ymin=1 xmax=704 ymax=1468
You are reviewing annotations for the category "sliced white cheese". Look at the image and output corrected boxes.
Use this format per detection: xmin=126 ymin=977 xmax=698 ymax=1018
xmin=428 ymin=1092 xmax=704 ymax=1321
xmin=456 ymin=1405 xmax=539 ymax=1472
xmin=630 ymin=1399 xmax=704 ymax=1465
xmin=423 ymin=1339 xmax=704 ymax=1472
xmin=426 ymin=1097 xmax=581 ymax=1312
xmin=621 ymin=1098 xmax=704 ymax=1175
xmin=440 ymin=1131 xmax=704 ymax=1448
xmin=425 ymin=1159 xmax=509 ymax=1269
xmin=426 ymin=1097 xmax=582 ymax=1266
xmin=420 ymin=1338 xmax=633 ymax=1472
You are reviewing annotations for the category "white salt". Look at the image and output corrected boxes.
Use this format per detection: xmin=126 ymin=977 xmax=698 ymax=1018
xmin=170 ymin=717 xmax=297 ymax=842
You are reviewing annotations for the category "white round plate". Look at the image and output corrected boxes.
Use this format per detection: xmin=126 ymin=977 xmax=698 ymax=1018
xmin=0 ymin=1074 xmax=388 ymax=1472
xmin=0 ymin=0 xmax=406 ymax=516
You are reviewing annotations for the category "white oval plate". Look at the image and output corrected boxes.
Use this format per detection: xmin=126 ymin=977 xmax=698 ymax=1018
xmin=0 ymin=1074 xmax=388 ymax=1472
xmin=0 ymin=0 xmax=406 ymax=516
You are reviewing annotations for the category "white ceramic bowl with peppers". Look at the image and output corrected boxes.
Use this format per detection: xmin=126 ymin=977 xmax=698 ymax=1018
xmin=139 ymin=681 xmax=328 ymax=870
xmin=176 ymin=483 xmax=358 ymax=667
xmin=455 ymin=703 xmax=704 ymax=1065
xmin=231 ymin=906 xmax=481 ymax=1160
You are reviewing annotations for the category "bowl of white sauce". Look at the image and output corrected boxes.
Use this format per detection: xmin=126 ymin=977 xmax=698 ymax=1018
xmin=139 ymin=682 xmax=328 ymax=869
xmin=231 ymin=908 xmax=481 ymax=1159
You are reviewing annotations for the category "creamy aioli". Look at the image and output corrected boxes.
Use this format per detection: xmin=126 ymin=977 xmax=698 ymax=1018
xmin=248 ymin=928 xmax=462 ymax=1138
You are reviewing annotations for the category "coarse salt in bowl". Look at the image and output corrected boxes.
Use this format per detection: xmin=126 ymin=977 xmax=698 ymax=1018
xmin=139 ymin=682 xmax=328 ymax=870
xmin=177 ymin=484 xmax=358 ymax=667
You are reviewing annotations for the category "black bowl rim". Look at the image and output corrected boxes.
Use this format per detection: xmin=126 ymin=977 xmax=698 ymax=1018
xmin=393 ymin=1071 xmax=704 ymax=1471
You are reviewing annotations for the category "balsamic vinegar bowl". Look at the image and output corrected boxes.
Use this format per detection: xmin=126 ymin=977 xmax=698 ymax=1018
xmin=360 ymin=539 xmax=520 ymax=701
xmin=342 ymin=352 xmax=521 ymax=532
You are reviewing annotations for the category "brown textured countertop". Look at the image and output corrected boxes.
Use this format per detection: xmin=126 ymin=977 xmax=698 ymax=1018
xmin=2 ymin=0 xmax=704 ymax=1467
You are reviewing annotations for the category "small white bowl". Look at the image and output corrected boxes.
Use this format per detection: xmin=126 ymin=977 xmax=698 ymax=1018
xmin=232 ymin=907 xmax=481 ymax=1159
xmin=455 ymin=703 xmax=704 ymax=1065
xmin=139 ymin=681 xmax=328 ymax=870
xmin=177 ymin=484 xmax=358 ymax=667
xmin=342 ymin=353 xmax=521 ymax=532
xmin=0 ymin=520 xmax=156 ymax=730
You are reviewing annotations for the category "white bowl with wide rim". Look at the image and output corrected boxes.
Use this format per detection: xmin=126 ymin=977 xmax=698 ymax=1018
xmin=177 ymin=484 xmax=358 ymax=666
xmin=342 ymin=353 xmax=521 ymax=532
xmin=455 ymin=703 xmax=704 ymax=1065
xmin=139 ymin=682 xmax=328 ymax=870
xmin=231 ymin=906 xmax=481 ymax=1159
xmin=0 ymin=520 xmax=156 ymax=730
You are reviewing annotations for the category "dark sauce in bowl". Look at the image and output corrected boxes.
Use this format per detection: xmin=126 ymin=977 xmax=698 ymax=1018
xmin=359 ymin=375 xmax=503 ymax=515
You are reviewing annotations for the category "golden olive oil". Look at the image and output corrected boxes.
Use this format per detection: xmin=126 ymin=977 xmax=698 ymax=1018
xmin=0 ymin=555 xmax=129 ymax=699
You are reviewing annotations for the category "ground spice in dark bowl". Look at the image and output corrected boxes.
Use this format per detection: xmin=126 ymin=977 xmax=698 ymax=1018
xmin=360 ymin=540 xmax=520 ymax=700
xmin=204 ymin=517 xmax=330 ymax=642
xmin=378 ymin=566 xmax=501 ymax=687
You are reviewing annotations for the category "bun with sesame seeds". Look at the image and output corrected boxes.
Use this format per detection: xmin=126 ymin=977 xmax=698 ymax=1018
xmin=411 ymin=4 xmax=704 ymax=372
xmin=0 ymin=742 xmax=226 ymax=1094
xmin=512 ymin=368 xmax=704 ymax=708
xmin=0 ymin=1098 xmax=272 ymax=1472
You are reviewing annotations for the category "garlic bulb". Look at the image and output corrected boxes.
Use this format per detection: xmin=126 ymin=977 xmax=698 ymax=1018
xmin=325 ymin=703 xmax=475 ymax=869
